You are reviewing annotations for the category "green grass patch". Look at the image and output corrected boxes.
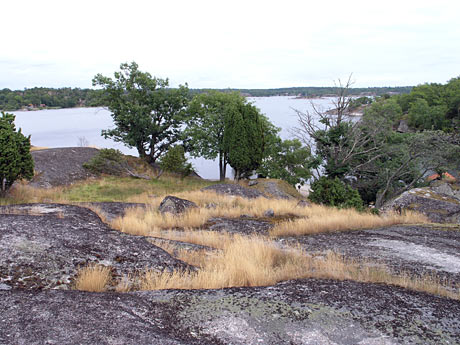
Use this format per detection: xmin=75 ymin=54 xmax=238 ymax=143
xmin=62 ymin=175 xmax=216 ymax=202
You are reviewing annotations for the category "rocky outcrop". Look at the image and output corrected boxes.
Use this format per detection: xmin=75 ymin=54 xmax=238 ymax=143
xmin=202 ymin=183 xmax=267 ymax=199
xmin=1 ymin=278 xmax=459 ymax=344
xmin=430 ymin=180 xmax=460 ymax=200
xmin=30 ymin=147 xmax=99 ymax=188
xmin=0 ymin=203 xmax=192 ymax=290
xmin=383 ymin=187 xmax=460 ymax=223
xmin=159 ymin=196 xmax=198 ymax=215
xmin=256 ymin=180 xmax=297 ymax=199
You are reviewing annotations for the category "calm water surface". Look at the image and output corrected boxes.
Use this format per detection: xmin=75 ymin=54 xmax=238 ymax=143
xmin=13 ymin=97 xmax=335 ymax=179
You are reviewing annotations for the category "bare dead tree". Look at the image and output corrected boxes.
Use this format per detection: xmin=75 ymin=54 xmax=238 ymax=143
xmin=291 ymin=74 xmax=386 ymax=180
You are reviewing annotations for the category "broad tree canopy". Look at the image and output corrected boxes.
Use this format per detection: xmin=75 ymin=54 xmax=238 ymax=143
xmin=93 ymin=62 xmax=189 ymax=163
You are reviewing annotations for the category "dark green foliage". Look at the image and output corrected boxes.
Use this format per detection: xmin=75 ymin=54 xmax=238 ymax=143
xmin=363 ymin=98 xmax=403 ymax=125
xmin=309 ymin=177 xmax=363 ymax=210
xmin=348 ymin=96 xmax=373 ymax=110
xmin=186 ymin=91 xmax=266 ymax=181
xmin=93 ymin=62 xmax=189 ymax=163
xmin=83 ymin=149 xmax=126 ymax=175
xmin=158 ymin=146 xmax=193 ymax=177
xmin=224 ymin=101 xmax=264 ymax=180
xmin=185 ymin=91 xmax=242 ymax=181
xmin=0 ymin=112 xmax=34 ymax=195
xmin=395 ymin=76 xmax=460 ymax=131
xmin=257 ymin=138 xmax=312 ymax=186
xmin=407 ymin=99 xmax=449 ymax=130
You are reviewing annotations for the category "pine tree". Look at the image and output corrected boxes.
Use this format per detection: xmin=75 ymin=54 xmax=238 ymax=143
xmin=0 ymin=112 xmax=34 ymax=196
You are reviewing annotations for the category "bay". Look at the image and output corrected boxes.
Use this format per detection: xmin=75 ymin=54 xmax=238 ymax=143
xmin=12 ymin=97 xmax=335 ymax=180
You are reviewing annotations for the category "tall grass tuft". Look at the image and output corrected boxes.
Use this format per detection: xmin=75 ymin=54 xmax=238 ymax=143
xmin=74 ymin=264 xmax=112 ymax=292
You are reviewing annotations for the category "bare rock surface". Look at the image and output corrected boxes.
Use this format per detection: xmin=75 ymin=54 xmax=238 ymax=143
xmin=30 ymin=147 xmax=99 ymax=188
xmin=279 ymin=224 xmax=460 ymax=286
xmin=202 ymin=183 xmax=267 ymax=199
xmin=0 ymin=203 xmax=192 ymax=290
xmin=82 ymin=201 xmax=147 ymax=221
xmin=383 ymin=187 xmax=460 ymax=223
xmin=430 ymin=180 xmax=460 ymax=200
xmin=256 ymin=180 xmax=296 ymax=199
xmin=1 ymin=278 xmax=459 ymax=344
xmin=205 ymin=217 xmax=273 ymax=236
xmin=159 ymin=196 xmax=198 ymax=215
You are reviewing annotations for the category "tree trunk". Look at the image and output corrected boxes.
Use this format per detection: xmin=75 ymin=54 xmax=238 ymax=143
xmin=219 ymin=153 xmax=225 ymax=181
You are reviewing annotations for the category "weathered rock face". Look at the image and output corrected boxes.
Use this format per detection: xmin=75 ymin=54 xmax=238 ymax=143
xmin=396 ymin=119 xmax=410 ymax=133
xmin=256 ymin=180 xmax=297 ymax=200
xmin=206 ymin=217 xmax=273 ymax=236
xmin=30 ymin=147 xmax=99 ymax=188
xmin=430 ymin=180 xmax=460 ymax=200
xmin=159 ymin=196 xmax=198 ymax=215
xmin=1 ymin=278 xmax=459 ymax=345
xmin=0 ymin=204 xmax=192 ymax=290
xmin=202 ymin=184 xmax=267 ymax=199
xmin=383 ymin=187 xmax=460 ymax=223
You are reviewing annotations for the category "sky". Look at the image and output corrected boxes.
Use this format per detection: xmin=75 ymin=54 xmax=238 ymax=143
xmin=2 ymin=0 xmax=459 ymax=90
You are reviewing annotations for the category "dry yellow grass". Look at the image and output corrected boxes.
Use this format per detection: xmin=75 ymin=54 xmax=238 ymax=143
xmin=74 ymin=264 xmax=112 ymax=292
xmin=141 ymin=237 xmax=459 ymax=299
xmin=0 ymin=184 xmax=67 ymax=205
xmin=270 ymin=209 xmax=428 ymax=237
xmin=30 ymin=146 xmax=49 ymax=151
xmin=112 ymin=190 xmax=427 ymax=238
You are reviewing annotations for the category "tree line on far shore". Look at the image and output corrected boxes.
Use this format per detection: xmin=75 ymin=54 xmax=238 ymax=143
xmin=0 ymin=83 xmax=413 ymax=112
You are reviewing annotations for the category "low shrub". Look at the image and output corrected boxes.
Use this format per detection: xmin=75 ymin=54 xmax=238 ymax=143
xmin=158 ymin=146 xmax=193 ymax=177
xmin=83 ymin=148 xmax=126 ymax=175
xmin=309 ymin=177 xmax=364 ymax=210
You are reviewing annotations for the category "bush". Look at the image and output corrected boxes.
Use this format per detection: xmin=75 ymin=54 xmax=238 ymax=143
xmin=309 ymin=177 xmax=363 ymax=210
xmin=158 ymin=146 xmax=193 ymax=177
xmin=0 ymin=112 xmax=34 ymax=196
xmin=83 ymin=148 xmax=126 ymax=175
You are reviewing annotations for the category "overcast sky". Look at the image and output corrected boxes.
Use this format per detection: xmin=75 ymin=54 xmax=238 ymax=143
xmin=2 ymin=0 xmax=459 ymax=90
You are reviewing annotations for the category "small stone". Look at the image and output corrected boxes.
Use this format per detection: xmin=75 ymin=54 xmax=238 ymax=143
xmin=297 ymin=200 xmax=311 ymax=208
xmin=158 ymin=196 xmax=198 ymax=215
xmin=0 ymin=283 xmax=12 ymax=290
xmin=263 ymin=209 xmax=275 ymax=217
xmin=248 ymin=180 xmax=258 ymax=186
xmin=205 ymin=203 xmax=217 ymax=209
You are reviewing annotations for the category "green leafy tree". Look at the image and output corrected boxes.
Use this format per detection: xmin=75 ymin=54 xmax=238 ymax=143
xmin=92 ymin=62 xmax=189 ymax=163
xmin=0 ymin=112 xmax=34 ymax=195
xmin=257 ymin=138 xmax=312 ymax=186
xmin=186 ymin=91 xmax=266 ymax=181
xmin=185 ymin=91 xmax=241 ymax=181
